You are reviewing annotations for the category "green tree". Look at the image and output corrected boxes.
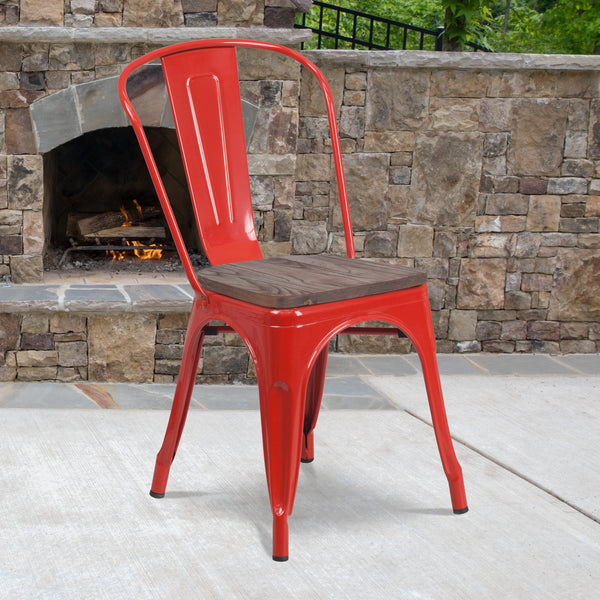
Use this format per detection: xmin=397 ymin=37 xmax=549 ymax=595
xmin=486 ymin=0 xmax=600 ymax=54
xmin=441 ymin=0 xmax=495 ymax=50
xmin=487 ymin=2 xmax=543 ymax=52
xmin=541 ymin=1 xmax=600 ymax=54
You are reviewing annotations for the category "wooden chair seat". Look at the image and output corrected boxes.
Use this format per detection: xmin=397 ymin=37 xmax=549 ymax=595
xmin=197 ymin=255 xmax=427 ymax=309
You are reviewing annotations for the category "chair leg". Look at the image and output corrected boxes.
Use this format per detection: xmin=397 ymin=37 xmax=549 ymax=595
xmin=302 ymin=345 xmax=328 ymax=463
xmin=419 ymin=347 xmax=468 ymax=513
xmin=150 ymin=311 xmax=206 ymax=498
xmin=256 ymin=346 xmax=309 ymax=561
xmin=408 ymin=304 xmax=468 ymax=514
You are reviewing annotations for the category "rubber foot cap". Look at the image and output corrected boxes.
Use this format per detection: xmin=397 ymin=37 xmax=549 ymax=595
xmin=453 ymin=506 xmax=469 ymax=514
xmin=301 ymin=458 xmax=314 ymax=463
xmin=149 ymin=490 xmax=165 ymax=499
xmin=272 ymin=555 xmax=289 ymax=562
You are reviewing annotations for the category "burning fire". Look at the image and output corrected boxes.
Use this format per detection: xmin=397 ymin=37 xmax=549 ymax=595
xmin=108 ymin=199 xmax=164 ymax=261
xmin=120 ymin=198 xmax=144 ymax=226
xmin=109 ymin=241 xmax=164 ymax=261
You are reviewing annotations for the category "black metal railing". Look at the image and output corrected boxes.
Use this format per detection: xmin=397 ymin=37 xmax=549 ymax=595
xmin=295 ymin=1 xmax=490 ymax=52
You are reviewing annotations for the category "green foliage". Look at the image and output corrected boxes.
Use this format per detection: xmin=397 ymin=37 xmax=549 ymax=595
xmin=348 ymin=0 xmax=444 ymax=29
xmin=486 ymin=2 xmax=543 ymax=52
xmin=297 ymin=0 xmax=445 ymax=51
xmin=528 ymin=0 xmax=558 ymax=12
xmin=540 ymin=1 xmax=600 ymax=54
xmin=298 ymin=0 xmax=600 ymax=54
xmin=441 ymin=0 xmax=496 ymax=50
xmin=485 ymin=0 xmax=600 ymax=54
xmin=441 ymin=1 xmax=469 ymax=49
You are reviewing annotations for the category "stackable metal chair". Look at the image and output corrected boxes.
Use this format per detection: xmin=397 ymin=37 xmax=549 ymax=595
xmin=118 ymin=39 xmax=467 ymax=561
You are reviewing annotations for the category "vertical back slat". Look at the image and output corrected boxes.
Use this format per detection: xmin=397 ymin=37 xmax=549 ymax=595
xmin=162 ymin=47 xmax=262 ymax=266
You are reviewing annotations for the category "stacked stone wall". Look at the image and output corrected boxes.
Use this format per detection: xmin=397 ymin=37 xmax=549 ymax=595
xmin=240 ymin=48 xmax=301 ymax=258
xmin=0 ymin=311 xmax=254 ymax=383
xmin=3 ymin=1 xmax=300 ymax=28
xmin=0 ymin=9 xmax=599 ymax=385
xmin=293 ymin=52 xmax=600 ymax=354
xmin=2 ymin=0 xmax=301 ymax=28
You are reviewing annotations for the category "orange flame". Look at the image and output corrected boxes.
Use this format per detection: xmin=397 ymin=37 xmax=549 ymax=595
xmin=133 ymin=198 xmax=144 ymax=219
xmin=120 ymin=200 xmax=144 ymax=227
xmin=120 ymin=205 xmax=132 ymax=226
xmin=109 ymin=241 xmax=163 ymax=261
xmin=108 ymin=201 xmax=163 ymax=260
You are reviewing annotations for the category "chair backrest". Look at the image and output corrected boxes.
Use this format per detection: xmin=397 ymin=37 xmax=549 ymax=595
xmin=162 ymin=46 xmax=261 ymax=266
xmin=119 ymin=40 xmax=354 ymax=290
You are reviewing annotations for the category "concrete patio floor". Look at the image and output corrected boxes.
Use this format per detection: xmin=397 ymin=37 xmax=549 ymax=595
xmin=1 ymin=353 xmax=599 ymax=599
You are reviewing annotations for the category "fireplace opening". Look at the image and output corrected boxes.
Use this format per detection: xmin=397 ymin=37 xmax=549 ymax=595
xmin=43 ymin=126 xmax=206 ymax=273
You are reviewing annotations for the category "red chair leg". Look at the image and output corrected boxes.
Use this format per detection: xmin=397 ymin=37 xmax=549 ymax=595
xmin=150 ymin=310 xmax=206 ymax=498
xmin=418 ymin=344 xmax=468 ymax=512
xmin=272 ymin=514 xmax=289 ymax=562
xmin=301 ymin=345 xmax=328 ymax=463
xmin=256 ymin=343 xmax=309 ymax=561
xmin=405 ymin=300 xmax=468 ymax=514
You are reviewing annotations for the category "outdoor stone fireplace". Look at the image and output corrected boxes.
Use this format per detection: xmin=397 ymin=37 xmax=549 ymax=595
xmin=0 ymin=0 xmax=306 ymax=283
xmin=0 ymin=0 xmax=311 ymax=383
xmin=0 ymin=0 xmax=599 ymax=385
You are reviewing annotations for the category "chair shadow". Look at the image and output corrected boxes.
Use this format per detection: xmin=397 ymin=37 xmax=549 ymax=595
xmin=159 ymin=490 xmax=213 ymax=499
xmin=156 ymin=463 xmax=458 ymax=557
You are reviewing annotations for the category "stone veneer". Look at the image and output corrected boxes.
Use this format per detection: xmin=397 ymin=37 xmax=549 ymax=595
xmin=0 ymin=282 xmax=253 ymax=383
xmin=0 ymin=1 xmax=599 ymax=384
xmin=290 ymin=50 xmax=600 ymax=356
xmin=3 ymin=0 xmax=306 ymax=29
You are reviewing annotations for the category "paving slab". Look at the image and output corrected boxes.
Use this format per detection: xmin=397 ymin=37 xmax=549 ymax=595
xmin=0 ymin=284 xmax=61 ymax=312
xmin=92 ymin=383 xmax=177 ymax=410
xmin=355 ymin=354 xmax=418 ymax=376
xmin=369 ymin=373 xmax=600 ymax=521
xmin=1 ymin=409 xmax=599 ymax=599
xmin=404 ymin=353 xmax=485 ymax=375
xmin=322 ymin=375 xmax=390 ymax=400
xmin=191 ymin=384 xmax=260 ymax=410
xmin=323 ymin=354 xmax=372 ymax=376
xmin=552 ymin=353 xmax=600 ymax=375
xmin=460 ymin=353 xmax=577 ymax=376
xmin=0 ymin=382 xmax=97 ymax=408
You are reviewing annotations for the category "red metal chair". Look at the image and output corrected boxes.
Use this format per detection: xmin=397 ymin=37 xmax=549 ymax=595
xmin=118 ymin=39 xmax=467 ymax=561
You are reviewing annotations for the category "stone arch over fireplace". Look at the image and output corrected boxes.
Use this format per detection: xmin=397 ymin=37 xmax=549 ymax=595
xmin=29 ymin=67 xmax=258 ymax=154
xmin=34 ymin=67 xmax=258 ymax=269
xmin=31 ymin=67 xmax=172 ymax=154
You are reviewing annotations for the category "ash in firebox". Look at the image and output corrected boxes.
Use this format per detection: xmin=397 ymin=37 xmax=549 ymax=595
xmin=44 ymin=248 xmax=209 ymax=274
